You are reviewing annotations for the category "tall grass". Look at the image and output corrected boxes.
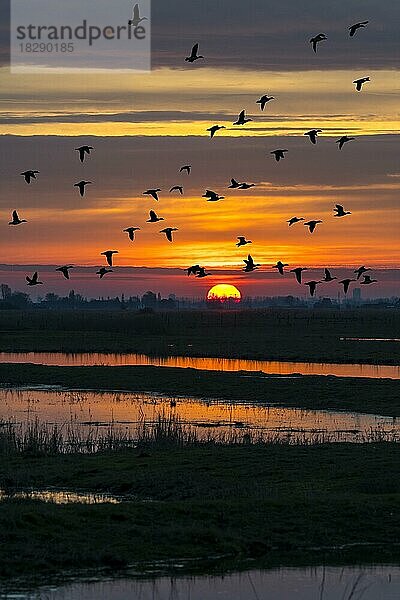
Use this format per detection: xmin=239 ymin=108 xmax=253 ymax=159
xmin=0 ymin=414 xmax=398 ymax=456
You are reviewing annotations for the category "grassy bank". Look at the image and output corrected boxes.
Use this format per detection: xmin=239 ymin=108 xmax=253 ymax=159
xmin=0 ymin=442 xmax=399 ymax=585
xmin=1 ymin=363 xmax=399 ymax=416
xmin=0 ymin=308 xmax=399 ymax=364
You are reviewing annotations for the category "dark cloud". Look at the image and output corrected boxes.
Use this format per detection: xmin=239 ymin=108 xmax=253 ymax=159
xmin=0 ymin=112 xmax=365 ymax=126
xmin=1 ymin=1 xmax=399 ymax=70
xmin=0 ymin=134 xmax=398 ymax=210
xmin=0 ymin=111 xmax=224 ymax=124
xmin=0 ymin=1 xmax=9 ymax=66
xmin=151 ymin=0 xmax=400 ymax=70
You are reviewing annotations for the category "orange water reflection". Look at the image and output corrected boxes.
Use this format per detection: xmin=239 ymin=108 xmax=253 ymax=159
xmin=2 ymin=389 xmax=398 ymax=443
xmin=1 ymin=352 xmax=399 ymax=379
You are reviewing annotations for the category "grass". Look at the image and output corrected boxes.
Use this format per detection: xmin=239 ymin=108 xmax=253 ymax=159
xmin=0 ymin=308 xmax=400 ymax=364
xmin=0 ymin=413 xmax=396 ymax=457
xmin=0 ymin=441 xmax=399 ymax=585
xmin=0 ymin=307 xmax=399 ymax=588
xmin=1 ymin=363 xmax=399 ymax=416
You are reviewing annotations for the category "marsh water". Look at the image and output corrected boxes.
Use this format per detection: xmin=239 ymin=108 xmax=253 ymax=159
xmin=0 ymin=489 xmax=122 ymax=505
xmin=10 ymin=566 xmax=400 ymax=599
xmin=1 ymin=351 xmax=400 ymax=379
xmin=1 ymin=388 xmax=398 ymax=443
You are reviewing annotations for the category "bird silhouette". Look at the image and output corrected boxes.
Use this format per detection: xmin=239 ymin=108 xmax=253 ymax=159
xmin=74 ymin=180 xmax=92 ymax=197
xmin=75 ymin=145 xmax=93 ymax=163
xmin=101 ymin=250 xmax=119 ymax=266
xmin=305 ymin=280 xmax=321 ymax=297
xmin=336 ymin=136 xmax=355 ymax=150
xmin=353 ymin=77 xmax=370 ymax=91
xmin=129 ymin=3 xmax=147 ymax=27
xmin=271 ymin=149 xmax=288 ymax=162
xmin=287 ymin=216 xmax=305 ymax=226
xmin=305 ymin=129 xmax=322 ymax=144
xmin=339 ymin=279 xmax=356 ymax=294
xmin=354 ymin=266 xmax=371 ymax=280
xmin=9 ymin=210 xmax=27 ymax=226
xmin=203 ymin=189 xmax=224 ymax=202
xmin=243 ymin=255 xmax=260 ymax=272
xmin=180 ymin=165 xmax=191 ymax=174
xmin=207 ymin=125 xmax=225 ymax=138
xmin=185 ymin=43 xmax=204 ymax=63
xmin=187 ymin=265 xmax=202 ymax=276
xmin=360 ymin=275 xmax=377 ymax=285
xmin=273 ymin=261 xmax=289 ymax=275
xmin=229 ymin=178 xmax=241 ymax=189
xmin=236 ymin=237 xmax=252 ymax=248
xmin=143 ymin=188 xmax=161 ymax=201
xmin=123 ymin=227 xmax=140 ymax=241
xmin=290 ymin=267 xmax=308 ymax=284
xmin=97 ymin=267 xmax=112 ymax=279
xmin=310 ymin=33 xmax=327 ymax=53
xmin=21 ymin=170 xmax=39 ymax=184
xmin=334 ymin=204 xmax=351 ymax=217
xmin=349 ymin=21 xmax=369 ymax=37
xmin=147 ymin=210 xmax=164 ymax=223
xmin=160 ymin=227 xmax=178 ymax=242
xmin=196 ymin=267 xmax=211 ymax=278
xmin=233 ymin=110 xmax=252 ymax=125
xmin=229 ymin=178 xmax=254 ymax=189
xmin=323 ymin=268 xmax=337 ymax=282
xmin=304 ymin=220 xmax=322 ymax=233
xmin=256 ymin=95 xmax=274 ymax=110
xmin=26 ymin=272 xmax=43 ymax=286
xmin=170 ymin=185 xmax=184 ymax=194
xmin=56 ymin=265 xmax=74 ymax=280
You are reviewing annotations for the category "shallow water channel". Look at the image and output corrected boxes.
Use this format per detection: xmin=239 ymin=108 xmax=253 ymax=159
xmin=1 ymin=388 xmax=398 ymax=443
xmin=1 ymin=351 xmax=399 ymax=379
xmin=6 ymin=565 xmax=400 ymax=599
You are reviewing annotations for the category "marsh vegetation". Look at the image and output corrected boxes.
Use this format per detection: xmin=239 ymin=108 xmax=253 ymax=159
xmin=0 ymin=436 xmax=399 ymax=584
xmin=1 ymin=308 xmax=400 ymax=364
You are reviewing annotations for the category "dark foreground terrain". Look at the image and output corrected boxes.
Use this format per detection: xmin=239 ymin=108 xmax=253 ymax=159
xmin=0 ymin=442 xmax=399 ymax=586
xmin=0 ymin=307 xmax=399 ymax=591
xmin=0 ymin=307 xmax=399 ymax=364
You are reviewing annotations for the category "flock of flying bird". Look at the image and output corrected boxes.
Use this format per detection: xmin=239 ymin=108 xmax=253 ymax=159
xmin=10 ymin=14 xmax=379 ymax=297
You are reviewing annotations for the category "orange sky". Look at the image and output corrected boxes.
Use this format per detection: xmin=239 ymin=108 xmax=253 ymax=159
xmin=0 ymin=35 xmax=399 ymax=297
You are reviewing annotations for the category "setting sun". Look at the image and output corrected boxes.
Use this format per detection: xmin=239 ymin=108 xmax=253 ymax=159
xmin=207 ymin=284 xmax=242 ymax=303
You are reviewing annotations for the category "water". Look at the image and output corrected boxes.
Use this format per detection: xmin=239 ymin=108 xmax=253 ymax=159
xmin=341 ymin=338 xmax=400 ymax=342
xmin=0 ymin=489 xmax=121 ymax=505
xmin=1 ymin=388 xmax=398 ymax=443
xmin=1 ymin=352 xmax=400 ymax=380
xmin=7 ymin=566 xmax=400 ymax=599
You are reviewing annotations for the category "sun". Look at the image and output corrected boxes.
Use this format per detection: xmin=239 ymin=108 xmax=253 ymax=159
xmin=207 ymin=284 xmax=242 ymax=303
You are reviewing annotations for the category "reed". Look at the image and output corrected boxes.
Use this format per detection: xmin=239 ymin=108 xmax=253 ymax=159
xmin=0 ymin=414 xmax=398 ymax=456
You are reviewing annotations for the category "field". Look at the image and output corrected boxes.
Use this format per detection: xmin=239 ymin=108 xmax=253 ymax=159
xmin=0 ymin=440 xmax=399 ymax=585
xmin=0 ymin=307 xmax=399 ymax=364
xmin=0 ymin=307 xmax=399 ymax=590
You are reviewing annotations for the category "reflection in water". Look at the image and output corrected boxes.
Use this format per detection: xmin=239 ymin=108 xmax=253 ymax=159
xmin=1 ymin=352 xmax=399 ymax=379
xmin=12 ymin=566 xmax=400 ymax=600
xmin=341 ymin=338 xmax=400 ymax=342
xmin=0 ymin=489 xmax=121 ymax=504
xmin=1 ymin=388 xmax=398 ymax=443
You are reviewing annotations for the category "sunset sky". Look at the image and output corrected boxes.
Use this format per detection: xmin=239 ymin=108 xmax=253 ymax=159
xmin=0 ymin=0 xmax=399 ymax=299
